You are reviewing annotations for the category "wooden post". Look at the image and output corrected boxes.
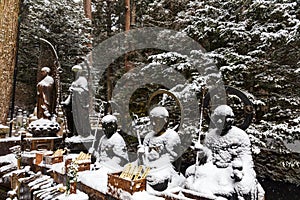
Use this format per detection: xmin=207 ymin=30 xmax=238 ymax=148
xmin=17 ymin=157 xmax=21 ymax=169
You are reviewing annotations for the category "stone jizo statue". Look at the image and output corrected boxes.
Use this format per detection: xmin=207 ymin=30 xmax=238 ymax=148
xmin=138 ymin=106 xmax=184 ymax=191
xmin=95 ymin=115 xmax=128 ymax=169
xmin=185 ymin=105 xmax=265 ymax=200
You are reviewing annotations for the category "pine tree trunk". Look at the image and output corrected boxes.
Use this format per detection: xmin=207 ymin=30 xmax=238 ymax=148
xmin=124 ymin=0 xmax=131 ymax=71
xmin=0 ymin=0 xmax=20 ymax=124
xmin=125 ymin=0 xmax=130 ymax=32
xmin=83 ymin=0 xmax=92 ymax=19
xmin=83 ymin=0 xmax=93 ymax=114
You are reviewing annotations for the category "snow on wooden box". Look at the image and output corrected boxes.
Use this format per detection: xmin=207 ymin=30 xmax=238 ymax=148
xmin=107 ymin=172 xmax=146 ymax=198
xmin=65 ymin=158 xmax=91 ymax=173
xmin=77 ymin=160 xmax=91 ymax=172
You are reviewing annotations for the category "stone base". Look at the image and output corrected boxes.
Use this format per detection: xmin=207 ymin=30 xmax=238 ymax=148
xmin=24 ymin=137 xmax=63 ymax=151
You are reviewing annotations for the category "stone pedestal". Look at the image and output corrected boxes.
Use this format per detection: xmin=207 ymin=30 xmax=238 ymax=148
xmin=28 ymin=118 xmax=60 ymax=137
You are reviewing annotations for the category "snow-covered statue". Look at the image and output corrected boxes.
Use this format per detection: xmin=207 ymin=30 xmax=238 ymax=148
xmin=138 ymin=106 xmax=184 ymax=191
xmin=37 ymin=67 xmax=55 ymax=119
xmin=95 ymin=115 xmax=128 ymax=170
xmin=67 ymin=65 xmax=91 ymax=137
xmin=185 ymin=105 xmax=265 ymax=200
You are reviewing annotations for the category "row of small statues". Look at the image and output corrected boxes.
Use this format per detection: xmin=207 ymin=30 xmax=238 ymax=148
xmin=93 ymin=105 xmax=265 ymax=200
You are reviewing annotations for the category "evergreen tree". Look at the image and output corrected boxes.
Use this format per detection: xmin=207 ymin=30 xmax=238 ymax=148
xmin=0 ymin=0 xmax=21 ymax=124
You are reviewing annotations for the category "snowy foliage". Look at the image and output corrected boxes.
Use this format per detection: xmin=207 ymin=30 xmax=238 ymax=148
xmin=92 ymin=0 xmax=125 ymax=45
xmin=18 ymin=0 xmax=92 ymax=86
xmin=135 ymin=0 xmax=300 ymax=151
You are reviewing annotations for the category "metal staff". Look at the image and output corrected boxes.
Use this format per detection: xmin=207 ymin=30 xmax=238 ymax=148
xmin=90 ymin=111 xmax=102 ymax=154
xmin=194 ymin=86 xmax=206 ymax=181
xmin=132 ymin=113 xmax=142 ymax=145
xmin=133 ymin=113 xmax=149 ymax=166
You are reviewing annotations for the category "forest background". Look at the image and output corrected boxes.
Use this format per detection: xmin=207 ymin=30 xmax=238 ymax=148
xmin=1 ymin=0 xmax=300 ymax=190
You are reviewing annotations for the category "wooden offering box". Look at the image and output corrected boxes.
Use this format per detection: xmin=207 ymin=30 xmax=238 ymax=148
xmin=44 ymin=155 xmax=63 ymax=165
xmin=65 ymin=158 xmax=72 ymax=172
xmin=107 ymin=172 xmax=146 ymax=198
xmin=35 ymin=153 xmax=43 ymax=165
xmin=35 ymin=151 xmax=52 ymax=165
xmin=77 ymin=160 xmax=91 ymax=172
xmin=65 ymin=158 xmax=91 ymax=173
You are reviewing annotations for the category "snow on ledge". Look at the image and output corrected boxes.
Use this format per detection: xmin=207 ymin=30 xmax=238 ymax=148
xmin=65 ymin=135 xmax=94 ymax=143
xmin=47 ymin=190 xmax=88 ymax=200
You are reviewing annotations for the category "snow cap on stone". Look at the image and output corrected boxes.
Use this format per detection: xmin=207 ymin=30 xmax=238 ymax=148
xmin=149 ymin=106 xmax=169 ymax=118
xmin=101 ymin=114 xmax=117 ymax=124
xmin=72 ymin=65 xmax=83 ymax=72
xmin=41 ymin=67 xmax=50 ymax=73
xmin=212 ymin=105 xmax=234 ymax=117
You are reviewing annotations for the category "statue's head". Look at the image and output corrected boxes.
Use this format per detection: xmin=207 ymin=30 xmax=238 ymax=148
xmin=149 ymin=106 xmax=169 ymax=135
xmin=72 ymin=65 xmax=84 ymax=78
xmin=211 ymin=105 xmax=235 ymax=135
xmin=72 ymin=65 xmax=82 ymax=72
xmin=41 ymin=67 xmax=50 ymax=77
xmin=101 ymin=115 xmax=118 ymax=139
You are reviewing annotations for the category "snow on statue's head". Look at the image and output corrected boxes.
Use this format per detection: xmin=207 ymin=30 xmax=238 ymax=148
xmin=149 ymin=106 xmax=169 ymax=118
xmin=149 ymin=106 xmax=169 ymax=135
xmin=212 ymin=105 xmax=234 ymax=118
xmin=40 ymin=67 xmax=50 ymax=78
xmin=101 ymin=115 xmax=118 ymax=138
xmin=102 ymin=114 xmax=118 ymax=124
xmin=211 ymin=105 xmax=235 ymax=135
xmin=72 ymin=65 xmax=83 ymax=72
xmin=41 ymin=67 xmax=50 ymax=73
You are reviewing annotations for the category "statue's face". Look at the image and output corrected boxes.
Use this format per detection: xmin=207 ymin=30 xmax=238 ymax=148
xmin=150 ymin=116 xmax=167 ymax=135
xmin=213 ymin=114 xmax=234 ymax=135
xmin=102 ymin=121 xmax=117 ymax=138
xmin=41 ymin=70 xmax=47 ymax=78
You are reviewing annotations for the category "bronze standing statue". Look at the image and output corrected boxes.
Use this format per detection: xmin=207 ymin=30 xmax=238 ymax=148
xmin=37 ymin=67 xmax=56 ymax=119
